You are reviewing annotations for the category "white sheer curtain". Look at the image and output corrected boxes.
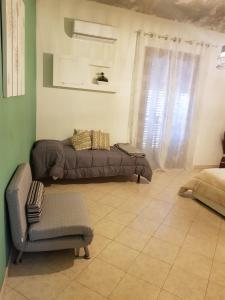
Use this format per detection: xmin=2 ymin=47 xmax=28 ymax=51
xmin=130 ymin=32 xmax=210 ymax=170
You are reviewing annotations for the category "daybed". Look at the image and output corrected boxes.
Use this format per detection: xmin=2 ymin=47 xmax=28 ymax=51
xmin=179 ymin=168 xmax=225 ymax=216
xmin=31 ymin=140 xmax=152 ymax=182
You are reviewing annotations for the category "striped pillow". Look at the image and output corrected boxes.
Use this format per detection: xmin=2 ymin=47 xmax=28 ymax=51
xmin=26 ymin=181 xmax=44 ymax=224
xmin=71 ymin=130 xmax=91 ymax=151
xmin=92 ymin=130 xmax=110 ymax=150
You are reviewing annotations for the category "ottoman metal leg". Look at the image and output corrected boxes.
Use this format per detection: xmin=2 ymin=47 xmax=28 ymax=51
xmin=14 ymin=250 xmax=23 ymax=264
xmin=137 ymin=174 xmax=141 ymax=183
xmin=75 ymin=248 xmax=80 ymax=257
xmin=84 ymin=246 xmax=90 ymax=259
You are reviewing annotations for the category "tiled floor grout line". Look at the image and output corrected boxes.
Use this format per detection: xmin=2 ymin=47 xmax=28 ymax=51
xmin=103 ymin=189 xmax=181 ymax=300
xmin=6 ymin=285 xmax=31 ymax=300
xmin=159 ymin=198 xmax=200 ymax=299
xmin=102 ymin=227 xmax=162 ymax=299
xmin=202 ymin=218 xmax=223 ymax=300
xmin=65 ymin=241 xmax=121 ymax=300
xmin=97 ymin=184 xmax=175 ymax=300
xmin=51 ymin=276 xmax=73 ymax=300
xmin=12 ymin=268 xmax=72 ymax=300
xmin=77 ymin=235 xmax=139 ymax=300
xmin=89 ymin=200 xmax=118 ymax=224
xmin=157 ymin=289 xmax=183 ymax=300
xmin=76 ymin=272 xmax=112 ymax=299
xmin=105 ymin=268 xmax=126 ymax=300
xmin=155 ymin=242 xmax=182 ymax=300
xmin=61 ymin=277 xmax=108 ymax=300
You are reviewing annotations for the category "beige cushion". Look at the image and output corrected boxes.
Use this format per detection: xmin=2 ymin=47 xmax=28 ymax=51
xmin=71 ymin=130 xmax=91 ymax=151
xmin=92 ymin=130 xmax=110 ymax=150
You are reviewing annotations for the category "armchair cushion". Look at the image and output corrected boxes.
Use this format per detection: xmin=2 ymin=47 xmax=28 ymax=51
xmin=28 ymin=192 xmax=93 ymax=243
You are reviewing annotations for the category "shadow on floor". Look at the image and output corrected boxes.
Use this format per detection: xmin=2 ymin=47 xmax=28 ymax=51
xmin=8 ymin=249 xmax=82 ymax=278
xmin=43 ymin=175 xmax=149 ymax=187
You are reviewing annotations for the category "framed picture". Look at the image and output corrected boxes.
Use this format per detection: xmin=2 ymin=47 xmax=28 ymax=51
xmin=2 ymin=0 xmax=25 ymax=97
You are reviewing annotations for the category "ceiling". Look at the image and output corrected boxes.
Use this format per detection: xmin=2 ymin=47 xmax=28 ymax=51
xmin=90 ymin=0 xmax=225 ymax=33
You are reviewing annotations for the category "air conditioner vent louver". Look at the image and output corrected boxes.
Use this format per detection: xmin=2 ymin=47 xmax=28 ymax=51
xmin=73 ymin=20 xmax=117 ymax=42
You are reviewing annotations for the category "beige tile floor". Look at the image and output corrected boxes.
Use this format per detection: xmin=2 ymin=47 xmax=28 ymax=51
xmin=2 ymin=170 xmax=225 ymax=300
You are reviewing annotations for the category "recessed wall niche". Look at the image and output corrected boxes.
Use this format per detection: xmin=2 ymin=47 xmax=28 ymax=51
xmin=52 ymin=19 xmax=118 ymax=93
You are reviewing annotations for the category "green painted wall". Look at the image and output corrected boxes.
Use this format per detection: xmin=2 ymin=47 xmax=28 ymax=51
xmin=0 ymin=0 xmax=36 ymax=287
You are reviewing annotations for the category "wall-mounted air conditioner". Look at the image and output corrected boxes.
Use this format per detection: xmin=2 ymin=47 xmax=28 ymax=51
xmin=73 ymin=20 xmax=117 ymax=42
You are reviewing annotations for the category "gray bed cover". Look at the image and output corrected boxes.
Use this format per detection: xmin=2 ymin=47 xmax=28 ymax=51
xmin=31 ymin=140 xmax=152 ymax=181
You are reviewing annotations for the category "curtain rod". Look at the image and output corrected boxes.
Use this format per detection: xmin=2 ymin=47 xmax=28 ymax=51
xmin=140 ymin=31 xmax=219 ymax=48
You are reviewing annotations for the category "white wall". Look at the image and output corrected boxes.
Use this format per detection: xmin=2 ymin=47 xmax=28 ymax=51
xmin=36 ymin=0 xmax=225 ymax=166
xmin=193 ymin=53 xmax=225 ymax=166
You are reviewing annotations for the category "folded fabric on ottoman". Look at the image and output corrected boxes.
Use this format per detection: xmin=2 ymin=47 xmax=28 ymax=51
xmin=26 ymin=181 xmax=44 ymax=223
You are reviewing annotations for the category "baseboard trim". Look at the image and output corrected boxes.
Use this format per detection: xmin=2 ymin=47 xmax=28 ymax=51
xmin=193 ymin=165 xmax=218 ymax=170
xmin=0 ymin=252 xmax=12 ymax=299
